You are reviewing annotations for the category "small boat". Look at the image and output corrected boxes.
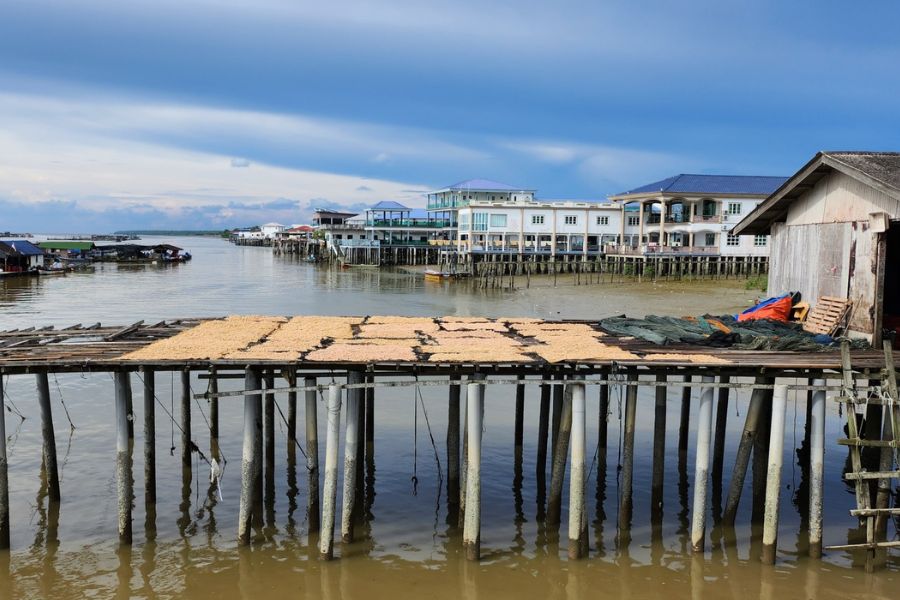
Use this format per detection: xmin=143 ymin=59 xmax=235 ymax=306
xmin=35 ymin=269 xmax=67 ymax=276
xmin=424 ymin=269 xmax=456 ymax=281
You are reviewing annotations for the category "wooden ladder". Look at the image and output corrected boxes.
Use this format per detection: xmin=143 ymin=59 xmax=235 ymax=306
xmin=828 ymin=339 xmax=900 ymax=571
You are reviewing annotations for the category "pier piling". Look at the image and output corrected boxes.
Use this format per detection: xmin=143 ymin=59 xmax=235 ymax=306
xmin=264 ymin=373 xmax=275 ymax=521
xmin=514 ymin=375 xmax=525 ymax=465
xmin=548 ymin=383 xmax=573 ymax=526
xmin=180 ymin=369 xmax=191 ymax=469
xmin=690 ymin=376 xmax=715 ymax=553
xmin=761 ymin=383 xmax=788 ymax=565
xmin=678 ymin=376 xmax=691 ymax=462
xmin=238 ymin=367 xmax=263 ymax=546
xmin=808 ymin=379 xmax=826 ymax=558
xmin=447 ymin=375 xmax=461 ymax=519
xmin=341 ymin=372 xmax=362 ymax=544
xmin=536 ymin=382 xmax=551 ymax=514
xmin=550 ymin=376 xmax=563 ymax=481
xmin=712 ymin=375 xmax=730 ymax=490
xmin=463 ymin=373 xmax=485 ymax=561
xmin=208 ymin=368 xmax=219 ymax=461
xmin=618 ymin=373 xmax=638 ymax=542
xmin=115 ymin=371 xmax=133 ymax=544
xmin=141 ymin=367 xmax=156 ymax=507
xmin=304 ymin=377 xmax=320 ymax=533
xmin=651 ymin=373 xmax=667 ymax=516
xmin=320 ymin=383 xmax=343 ymax=560
xmin=0 ymin=375 xmax=9 ymax=549
xmin=36 ymin=372 xmax=61 ymax=502
xmin=723 ymin=377 xmax=767 ymax=526
xmin=568 ymin=378 xmax=587 ymax=559
xmin=286 ymin=371 xmax=297 ymax=447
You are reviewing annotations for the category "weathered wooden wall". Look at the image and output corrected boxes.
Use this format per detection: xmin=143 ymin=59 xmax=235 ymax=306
xmin=786 ymin=171 xmax=900 ymax=226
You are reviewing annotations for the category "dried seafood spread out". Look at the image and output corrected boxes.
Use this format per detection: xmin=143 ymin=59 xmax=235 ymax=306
xmin=122 ymin=315 xmax=732 ymax=365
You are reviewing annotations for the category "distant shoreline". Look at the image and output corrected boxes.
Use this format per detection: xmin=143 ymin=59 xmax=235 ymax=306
xmin=114 ymin=230 xmax=228 ymax=237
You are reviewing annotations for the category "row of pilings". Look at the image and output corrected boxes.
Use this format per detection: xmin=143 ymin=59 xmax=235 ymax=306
xmin=1 ymin=367 xmax=850 ymax=567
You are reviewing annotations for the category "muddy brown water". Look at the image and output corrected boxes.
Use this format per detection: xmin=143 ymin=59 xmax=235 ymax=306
xmin=0 ymin=236 xmax=896 ymax=599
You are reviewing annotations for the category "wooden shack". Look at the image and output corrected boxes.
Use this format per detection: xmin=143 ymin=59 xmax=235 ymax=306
xmin=734 ymin=151 xmax=900 ymax=343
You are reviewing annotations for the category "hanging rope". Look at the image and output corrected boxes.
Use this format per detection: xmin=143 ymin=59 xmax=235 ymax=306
xmin=271 ymin=395 xmax=312 ymax=469
xmin=170 ymin=372 xmax=175 ymax=456
xmin=412 ymin=381 xmax=418 ymax=495
xmin=2 ymin=376 xmax=26 ymax=421
xmin=415 ymin=378 xmax=443 ymax=482
xmin=52 ymin=373 xmax=76 ymax=430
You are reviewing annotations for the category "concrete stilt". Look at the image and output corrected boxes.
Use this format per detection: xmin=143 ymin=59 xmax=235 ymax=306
xmin=36 ymin=372 xmax=61 ymax=502
xmin=690 ymin=376 xmax=715 ymax=553
xmin=723 ymin=377 xmax=767 ymax=526
xmin=550 ymin=376 xmax=563 ymax=481
xmin=711 ymin=375 xmax=730 ymax=486
xmin=0 ymin=375 xmax=10 ymax=549
xmin=618 ymin=373 xmax=638 ymax=539
xmin=761 ymin=383 xmax=788 ymax=565
xmin=678 ymin=376 xmax=691 ymax=461
xmin=341 ymin=372 xmax=362 ymax=544
xmin=463 ymin=373 xmax=485 ymax=561
xmin=115 ymin=371 xmax=133 ymax=544
xmin=536 ymin=382 xmax=551 ymax=504
xmin=238 ymin=368 xmax=262 ymax=546
xmin=286 ymin=372 xmax=297 ymax=446
xmin=305 ymin=377 xmax=320 ymax=533
xmin=568 ymin=378 xmax=587 ymax=559
xmin=180 ymin=369 xmax=191 ymax=468
xmin=808 ymin=379 xmax=826 ymax=558
xmin=548 ymin=384 xmax=573 ymax=526
xmin=209 ymin=368 xmax=220 ymax=462
xmin=651 ymin=372 xmax=667 ymax=516
xmin=264 ymin=373 xmax=275 ymax=519
xmin=459 ymin=386 xmax=468 ymax=529
xmin=320 ymin=383 xmax=343 ymax=560
xmin=141 ymin=366 xmax=156 ymax=507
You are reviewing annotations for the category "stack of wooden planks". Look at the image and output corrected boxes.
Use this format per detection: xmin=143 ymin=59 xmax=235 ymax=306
xmin=803 ymin=296 xmax=852 ymax=336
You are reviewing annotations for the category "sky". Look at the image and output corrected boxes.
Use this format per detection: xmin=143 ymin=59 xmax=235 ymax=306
xmin=1 ymin=0 xmax=899 ymax=232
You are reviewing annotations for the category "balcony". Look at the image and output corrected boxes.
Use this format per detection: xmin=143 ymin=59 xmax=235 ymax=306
xmin=691 ymin=214 xmax=722 ymax=224
xmin=367 ymin=219 xmax=453 ymax=228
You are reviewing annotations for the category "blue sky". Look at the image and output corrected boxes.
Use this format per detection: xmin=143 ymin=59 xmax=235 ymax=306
xmin=1 ymin=0 xmax=899 ymax=231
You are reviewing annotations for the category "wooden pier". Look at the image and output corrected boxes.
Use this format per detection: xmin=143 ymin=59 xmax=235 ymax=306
xmin=0 ymin=316 xmax=897 ymax=570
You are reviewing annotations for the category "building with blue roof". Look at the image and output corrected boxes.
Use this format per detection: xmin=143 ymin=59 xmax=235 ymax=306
xmin=607 ymin=173 xmax=788 ymax=257
xmin=0 ymin=239 xmax=45 ymax=271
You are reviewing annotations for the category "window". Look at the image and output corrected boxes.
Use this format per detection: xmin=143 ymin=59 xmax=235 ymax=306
xmin=705 ymin=233 xmax=716 ymax=246
xmin=726 ymin=233 xmax=740 ymax=246
xmin=473 ymin=212 xmax=488 ymax=231
xmin=754 ymin=234 xmax=768 ymax=247
xmin=532 ymin=214 xmax=545 ymax=225
xmin=459 ymin=213 xmax=470 ymax=231
xmin=489 ymin=213 xmax=507 ymax=228
xmin=596 ymin=216 xmax=609 ymax=226
xmin=627 ymin=215 xmax=639 ymax=226
xmin=727 ymin=202 xmax=742 ymax=215
xmin=564 ymin=215 xmax=578 ymax=225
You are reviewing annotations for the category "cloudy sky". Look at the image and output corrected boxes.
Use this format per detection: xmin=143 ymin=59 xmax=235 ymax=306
xmin=1 ymin=1 xmax=899 ymax=231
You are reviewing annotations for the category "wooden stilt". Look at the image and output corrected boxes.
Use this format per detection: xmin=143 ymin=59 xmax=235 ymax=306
xmin=463 ymin=373 xmax=485 ymax=561
xmin=536 ymin=381 xmax=551 ymax=513
xmin=651 ymin=372 xmax=667 ymax=516
xmin=618 ymin=372 xmax=638 ymax=541
xmin=514 ymin=375 xmax=525 ymax=462
xmin=711 ymin=375 xmax=730 ymax=487
xmin=551 ymin=376 xmax=563 ymax=480
xmin=115 ymin=371 xmax=133 ymax=544
xmin=761 ymin=384 xmax=788 ymax=564
xmin=690 ymin=376 xmax=715 ymax=553
xmin=320 ymin=383 xmax=343 ymax=560
xmin=548 ymin=383 xmax=573 ymax=525
xmin=723 ymin=376 xmax=768 ymax=526
xmin=365 ymin=374 xmax=374 ymax=458
xmin=286 ymin=371 xmax=297 ymax=446
xmin=36 ymin=372 xmax=60 ymax=502
xmin=447 ymin=375 xmax=461 ymax=517
xmin=141 ymin=366 xmax=156 ymax=507
xmin=209 ymin=368 xmax=220 ymax=462
xmin=263 ymin=373 xmax=275 ymax=520
xmin=568 ymin=378 xmax=587 ymax=559
xmin=341 ymin=372 xmax=362 ymax=544
xmin=238 ymin=367 xmax=262 ymax=546
xmin=180 ymin=369 xmax=191 ymax=468
xmin=678 ymin=376 xmax=691 ymax=461
xmin=305 ymin=377 xmax=320 ymax=533
xmin=0 ymin=374 xmax=7 ymax=549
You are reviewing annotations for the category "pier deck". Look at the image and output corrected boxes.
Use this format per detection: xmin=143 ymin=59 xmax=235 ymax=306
xmin=0 ymin=315 xmax=891 ymax=373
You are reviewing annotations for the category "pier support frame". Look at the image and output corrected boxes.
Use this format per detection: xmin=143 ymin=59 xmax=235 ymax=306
xmin=690 ymin=376 xmax=715 ymax=553
xmin=238 ymin=368 xmax=262 ymax=546
xmin=651 ymin=372 xmax=667 ymax=515
xmin=115 ymin=371 xmax=133 ymax=544
xmin=36 ymin=372 xmax=61 ymax=502
xmin=180 ymin=369 xmax=191 ymax=468
xmin=618 ymin=372 xmax=638 ymax=541
xmin=447 ymin=375 xmax=461 ymax=519
xmin=761 ymin=383 xmax=788 ymax=564
xmin=723 ymin=377 xmax=768 ymax=526
xmin=548 ymin=382 xmax=573 ymax=525
xmin=320 ymin=383 xmax=343 ymax=560
xmin=463 ymin=373 xmax=485 ymax=561
xmin=142 ymin=367 xmax=156 ymax=507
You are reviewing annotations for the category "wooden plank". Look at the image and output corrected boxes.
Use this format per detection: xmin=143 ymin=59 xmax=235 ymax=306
xmin=850 ymin=508 xmax=900 ymax=517
xmin=844 ymin=470 xmax=900 ymax=480
xmin=826 ymin=541 xmax=900 ymax=551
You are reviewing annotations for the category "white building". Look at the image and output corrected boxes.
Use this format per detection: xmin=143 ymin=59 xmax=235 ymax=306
xmin=260 ymin=222 xmax=286 ymax=239
xmin=608 ymin=174 xmax=788 ymax=257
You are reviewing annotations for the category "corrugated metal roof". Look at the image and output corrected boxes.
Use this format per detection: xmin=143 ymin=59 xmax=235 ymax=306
xmin=37 ymin=241 xmax=95 ymax=251
xmin=0 ymin=240 xmax=43 ymax=256
xmin=369 ymin=200 xmax=409 ymax=210
xmin=446 ymin=179 xmax=530 ymax=191
xmin=617 ymin=174 xmax=788 ymax=196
